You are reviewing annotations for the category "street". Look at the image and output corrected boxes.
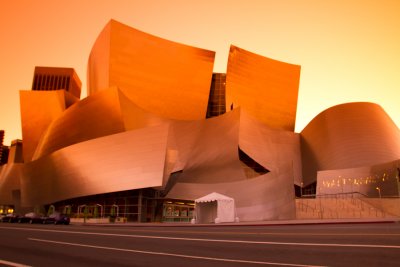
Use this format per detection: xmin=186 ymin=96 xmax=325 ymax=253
xmin=0 ymin=222 xmax=399 ymax=266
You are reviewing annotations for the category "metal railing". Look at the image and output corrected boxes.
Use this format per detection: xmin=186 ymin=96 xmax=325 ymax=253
xmin=296 ymin=192 xmax=399 ymax=219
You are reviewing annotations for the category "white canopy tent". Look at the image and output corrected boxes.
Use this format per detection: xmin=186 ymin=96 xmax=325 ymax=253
xmin=194 ymin=192 xmax=238 ymax=224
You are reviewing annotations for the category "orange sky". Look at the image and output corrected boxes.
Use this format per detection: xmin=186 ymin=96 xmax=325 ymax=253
xmin=1 ymin=0 xmax=399 ymax=145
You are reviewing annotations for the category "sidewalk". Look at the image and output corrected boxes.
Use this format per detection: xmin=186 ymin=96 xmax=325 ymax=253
xmin=73 ymin=217 xmax=400 ymax=227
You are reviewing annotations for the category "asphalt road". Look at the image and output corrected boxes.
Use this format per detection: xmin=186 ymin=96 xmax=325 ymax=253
xmin=0 ymin=222 xmax=399 ymax=267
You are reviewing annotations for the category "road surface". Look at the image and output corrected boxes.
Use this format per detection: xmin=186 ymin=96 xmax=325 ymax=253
xmin=0 ymin=222 xmax=399 ymax=266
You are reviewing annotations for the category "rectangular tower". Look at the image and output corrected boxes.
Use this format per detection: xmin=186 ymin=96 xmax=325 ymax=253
xmin=32 ymin=67 xmax=82 ymax=99
xmin=206 ymin=73 xmax=226 ymax=118
xmin=8 ymin=139 xmax=24 ymax=163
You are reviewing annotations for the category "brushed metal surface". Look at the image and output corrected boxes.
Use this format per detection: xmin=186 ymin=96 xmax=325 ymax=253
xmin=20 ymin=90 xmax=78 ymax=162
xmin=301 ymin=102 xmax=400 ymax=186
xmin=239 ymin=109 xmax=303 ymax=185
xmin=8 ymin=20 xmax=400 ymax=216
xmin=88 ymin=19 xmax=215 ymax=121
xmin=21 ymin=125 xmax=168 ymax=206
xmin=167 ymin=162 xmax=296 ymax=221
xmin=32 ymin=87 xmax=174 ymax=160
xmin=32 ymin=87 xmax=126 ymax=159
xmin=316 ymin=159 xmax=400 ymax=197
xmin=226 ymin=45 xmax=301 ymax=131
xmin=169 ymin=108 xmax=246 ymax=184
xmin=0 ymin=163 xmax=23 ymax=204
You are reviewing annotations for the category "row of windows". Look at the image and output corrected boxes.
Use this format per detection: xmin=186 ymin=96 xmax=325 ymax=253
xmin=207 ymin=88 xmax=225 ymax=97
xmin=207 ymin=75 xmax=226 ymax=119
xmin=32 ymin=74 xmax=71 ymax=91
xmin=208 ymin=97 xmax=224 ymax=102
xmin=208 ymin=104 xmax=225 ymax=109
xmin=212 ymin=75 xmax=226 ymax=81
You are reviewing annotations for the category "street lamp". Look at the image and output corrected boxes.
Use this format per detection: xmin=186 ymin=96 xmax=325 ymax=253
xmin=376 ymin=187 xmax=381 ymax=198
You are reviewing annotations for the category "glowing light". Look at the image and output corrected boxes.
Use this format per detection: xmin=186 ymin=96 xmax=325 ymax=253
xmin=376 ymin=187 xmax=382 ymax=198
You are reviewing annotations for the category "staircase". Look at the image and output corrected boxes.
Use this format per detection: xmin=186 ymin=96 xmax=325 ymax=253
xmin=296 ymin=194 xmax=400 ymax=219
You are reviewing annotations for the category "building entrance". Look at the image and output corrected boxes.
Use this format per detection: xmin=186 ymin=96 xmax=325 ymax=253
xmin=162 ymin=200 xmax=194 ymax=222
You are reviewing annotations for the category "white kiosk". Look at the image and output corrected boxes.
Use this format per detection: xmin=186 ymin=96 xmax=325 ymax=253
xmin=193 ymin=192 xmax=239 ymax=224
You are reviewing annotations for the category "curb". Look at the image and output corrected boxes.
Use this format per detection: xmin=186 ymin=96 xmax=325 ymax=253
xmin=71 ymin=218 xmax=400 ymax=227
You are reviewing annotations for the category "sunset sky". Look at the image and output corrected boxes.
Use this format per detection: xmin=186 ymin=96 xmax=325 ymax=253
xmin=1 ymin=0 xmax=399 ymax=145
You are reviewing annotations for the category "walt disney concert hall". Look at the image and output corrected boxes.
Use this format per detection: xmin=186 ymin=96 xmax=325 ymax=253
xmin=1 ymin=19 xmax=400 ymax=222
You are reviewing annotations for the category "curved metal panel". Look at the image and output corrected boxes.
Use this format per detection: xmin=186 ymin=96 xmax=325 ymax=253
xmin=117 ymin=88 xmax=171 ymax=131
xmin=32 ymin=87 xmax=126 ymax=159
xmin=167 ymin=163 xmax=296 ymax=221
xmin=32 ymin=86 xmax=174 ymax=160
xmin=169 ymin=108 xmax=246 ymax=184
xmin=301 ymin=102 xmax=400 ymax=186
xmin=226 ymin=45 xmax=301 ymax=131
xmin=164 ymin=107 xmax=300 ymax=216
xmin=88 ymin=19 xmax=215 ymax=120
xmin=316 ymin=159 xmax=400 ymax=197
xmin=20 ymin=90 xmax=74 ymax=162
xmin=87 ymin=22 xmax=111 ymax=95
xmin=21 ymin=125 xmax=168 ymax=206
xmin=239 ymin=109 xmax=303 ymax=185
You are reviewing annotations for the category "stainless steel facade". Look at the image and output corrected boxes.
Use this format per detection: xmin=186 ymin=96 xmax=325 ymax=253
xmin=88 ymin=19 xmax=215 ymax=121
xmin=301 ymin=102 xmax=400 ymax=186
xmin=1 ymin=20 xmax=399 ymax=222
